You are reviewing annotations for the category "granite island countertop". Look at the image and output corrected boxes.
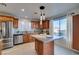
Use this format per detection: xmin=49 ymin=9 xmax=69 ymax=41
xmin=31 ymin=34 xmax=63 ymax=43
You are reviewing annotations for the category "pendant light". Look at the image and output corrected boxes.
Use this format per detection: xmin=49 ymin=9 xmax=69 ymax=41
xmin=40 ymin=12 xmax=43 ymax=25
xmin=39 ymin=6 xmax=45 ymax=25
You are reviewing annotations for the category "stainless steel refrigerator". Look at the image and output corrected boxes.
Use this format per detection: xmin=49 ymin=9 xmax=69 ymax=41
xmin=0 ymin=22 xmax=13 ymax=49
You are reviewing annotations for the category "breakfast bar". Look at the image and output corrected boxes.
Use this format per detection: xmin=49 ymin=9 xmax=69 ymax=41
xmin=31 ymin=35 xmax=54 ymax=55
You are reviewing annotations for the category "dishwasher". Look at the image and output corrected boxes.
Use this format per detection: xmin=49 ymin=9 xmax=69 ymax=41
xmin=13 ymin=34 xmax=23 ymax=45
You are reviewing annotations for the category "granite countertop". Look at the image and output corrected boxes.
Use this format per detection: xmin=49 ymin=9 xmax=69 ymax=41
xmin=31 ymin=34 xmax=63 ymax=43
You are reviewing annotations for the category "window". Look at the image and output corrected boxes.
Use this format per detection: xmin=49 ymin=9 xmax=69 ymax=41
xmin=53 ymin=17 xmax=67 ymax=39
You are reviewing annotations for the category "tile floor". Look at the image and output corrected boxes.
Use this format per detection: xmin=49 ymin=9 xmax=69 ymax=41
xmin=54 ymin=44 xmax=79 ymax=55
xmin=2 ymin=42 xmax=79 ymax=55
xmin=2 ymin=42 xmax=37 ymax=55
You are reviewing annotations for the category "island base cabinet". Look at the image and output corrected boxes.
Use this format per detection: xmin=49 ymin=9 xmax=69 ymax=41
xmin=35 ymin=39 xmax=54 ymax=55
xmin=43 ymin=41 xmax=54 ymax=55
xmin=35 ymin=39 xmax=43 ymax=55
xmin=0 ymin=40 xmax=3 ymax=55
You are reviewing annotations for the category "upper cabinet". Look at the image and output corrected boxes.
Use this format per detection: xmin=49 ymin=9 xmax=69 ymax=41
xmin=43 ymin=20 xmax=49 ymax=29
xmin=31 ymin=20 xmax=49 ymax=29
xmin=0 ymin=15 xmax=13 ymax=22
xmin=13 ymin=18 xmax=18 ymax=28
xmin=0 ymin=15 xmax=18 ymax=28
xmin=31 ymin=21 xmax=40 ymax=29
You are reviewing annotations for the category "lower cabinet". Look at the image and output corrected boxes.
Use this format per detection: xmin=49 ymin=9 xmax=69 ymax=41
xmin=23 ymin=34 xmax=34 ymax=43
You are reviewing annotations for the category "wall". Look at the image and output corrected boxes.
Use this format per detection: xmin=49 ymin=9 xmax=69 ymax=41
xmin=13 ymin=18 xmax=32 ymax=34
xmin=49 ymin=20 xmax=53 ymax=35
xmin=18 ymin=18 xmax=32 ymax=31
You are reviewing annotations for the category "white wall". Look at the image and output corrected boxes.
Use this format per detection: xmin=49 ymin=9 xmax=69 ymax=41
xmin=49 ymin=20 xmax=53 ymax=35
xmin=18 ymin=18 xmax=32 ymax=31
xmin=13 ymin=18 xmax=32 ymax=34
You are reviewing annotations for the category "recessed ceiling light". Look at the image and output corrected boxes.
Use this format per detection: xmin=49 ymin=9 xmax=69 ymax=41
xmin=21 ymin=9 xmax=25 ymax=12
xmin=34 ymin=12 xmax=38 ymax=14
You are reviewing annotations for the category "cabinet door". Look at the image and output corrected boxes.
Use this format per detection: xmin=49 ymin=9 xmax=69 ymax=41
xmin=35 ymin=39 xmax=43 ymax=55
xmin=13 ymin=19 xmax=18 ymax=28
xmin=28 ymin=34 xmax=34 ymax=42
xmin=23 ymin=34 xmax=28 ymax=43
xmin=40 ymin=20 xmax=49 ymax=29
xmin=73 ymin=15 xmax=79 ymax=51
xmin=44 ymin=20 xmax=49 ymax=29
xmin=23 ymin=35 xmax=26 ymax=43
xmin=31 ymin=21 xmax=39 ymax=29
xmin=35 ymin=21 xmax=39 ymax=29
xmin=38 ymin=41 xmax=43 ymax=55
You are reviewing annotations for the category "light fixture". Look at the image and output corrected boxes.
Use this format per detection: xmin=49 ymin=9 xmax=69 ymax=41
xmin=0 ymin=3 xmax=7 ymax=7
xmin=39 ymin=6 xmax=45 ymax=25
xmin=21 ymin=9 xmax=25 ymax=12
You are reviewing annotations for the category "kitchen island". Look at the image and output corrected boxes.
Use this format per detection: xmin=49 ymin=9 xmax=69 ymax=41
xmin=31 ymin=35 xmax=54 ymax=55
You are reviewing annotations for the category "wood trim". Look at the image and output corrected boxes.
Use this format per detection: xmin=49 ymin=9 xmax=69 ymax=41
xmin=0 ymin=15 xmax=18 ymax=22
xmin=0 ymin=15 xmax=16 ymax=19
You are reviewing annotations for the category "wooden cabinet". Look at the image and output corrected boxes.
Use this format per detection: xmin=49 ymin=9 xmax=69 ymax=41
xmin=0 ymin=15 xmax=18 ymax=28
xmin=35 ymin=38 xmax=54 ymax=55
xmin=23 ymin=34 xmax=28 ymax=43
xmin=28 ymin=34 xmax=34 ymax=42
xmin=0 ymin=40 xmax=3 ymax=55
xmin=0 ymin=15 xmax=13 ymax=22
xmin=23 ymin=34 xmax=34 ymax=43
xmin=43 ymin=20 xmax=49 ymax=29
xmin=35 ymin=39 xmax=43 ymax=55
xmin=31 ymin=21 xmax=39 ymax=29
xmin=31 ymin=20 xmax=49 ymax=29
xmin=13 ymin=18 xmax=18 ymax=28
xmin=73 ymin=15 xmax=79 ymax=51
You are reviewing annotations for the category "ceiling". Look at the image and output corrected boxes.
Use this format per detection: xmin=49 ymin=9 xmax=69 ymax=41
xmin=0 ymin=3 xmax=79 ymax=19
